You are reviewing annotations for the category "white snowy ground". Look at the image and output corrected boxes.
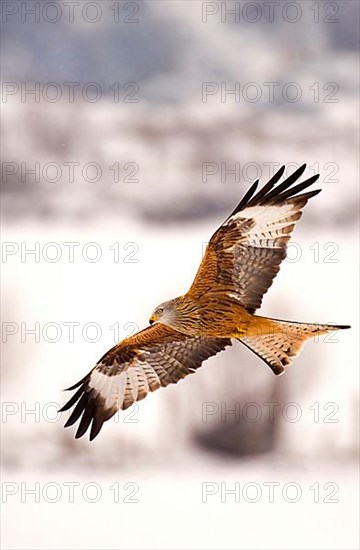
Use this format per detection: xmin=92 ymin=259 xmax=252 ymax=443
xmin=1 ymin=456 xmax=359 ymax=550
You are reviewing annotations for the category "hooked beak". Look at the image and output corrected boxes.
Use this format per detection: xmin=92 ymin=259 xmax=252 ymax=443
xmin=149 ymin=316 xmax=155 ymax=325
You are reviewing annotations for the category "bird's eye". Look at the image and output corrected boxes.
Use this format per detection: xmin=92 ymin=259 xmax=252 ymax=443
xmin=157 ymin=308 xmax=164 ymax=314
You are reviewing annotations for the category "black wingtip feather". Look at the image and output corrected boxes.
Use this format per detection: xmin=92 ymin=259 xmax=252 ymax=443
xmin=75 ymin=400 xmax=96 ymax=439
xmin=60 ymin=376 xmax=112 ymax=440
xmin=64 ymin=393 xmax=89 ymax=428
xmin=229 ymin=180 xmax=259 ymax=218
xmin=248 ymin=165 xmax=286 ymax=204
xmin=290 ymin=189 xmax=321 ymax=203
xmin=90 ymin=411 xmax=106 ymax=441
xmin=58 ymin=384 xmax=86 ymax=412
xmin=276 ymin=175 xmax=320 ymax=202
xmin=64 ymin=373 xmax=90 ymax=391
xmin=267 ymin=164 xmax=286 ymax=186
xmin=264 ymin=164 xmax=308 ymax=201
xmin=285 ymin=163 xmax=307 ymax=184
xmin=229 ymin=164 xmax=320 ymax=217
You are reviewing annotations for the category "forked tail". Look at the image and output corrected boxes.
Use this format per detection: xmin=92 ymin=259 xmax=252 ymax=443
xmin=238 ymin=317 xmax=350 ymax=375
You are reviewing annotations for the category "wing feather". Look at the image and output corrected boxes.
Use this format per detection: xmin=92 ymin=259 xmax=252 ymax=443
xmin=59 ymin=323 xmax=231 ymax=440
xmin=188 ymin=164 xmax=320 ymax=312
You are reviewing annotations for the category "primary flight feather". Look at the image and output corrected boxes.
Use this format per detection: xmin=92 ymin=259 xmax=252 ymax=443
xmin=60 ymin=164 xmax=350 ymax=440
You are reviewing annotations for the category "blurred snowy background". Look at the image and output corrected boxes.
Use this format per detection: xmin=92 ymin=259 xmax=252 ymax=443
xmin=1 ymin=1 xmax=359 ymax=549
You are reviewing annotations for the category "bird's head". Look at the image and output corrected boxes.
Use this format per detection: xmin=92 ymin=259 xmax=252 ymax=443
xmin=149 ymin=298 xmax=179 ymax=326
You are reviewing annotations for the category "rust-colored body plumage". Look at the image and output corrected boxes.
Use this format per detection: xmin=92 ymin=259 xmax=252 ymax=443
xmin=60 ymin=164 xmax=350 ymax=440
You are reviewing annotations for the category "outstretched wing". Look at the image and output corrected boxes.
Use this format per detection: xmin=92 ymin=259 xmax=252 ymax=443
xmin=59 ymin=323 xmax=231 ymax=440
xmin=188 ymin=164 xmax=320 ymax=313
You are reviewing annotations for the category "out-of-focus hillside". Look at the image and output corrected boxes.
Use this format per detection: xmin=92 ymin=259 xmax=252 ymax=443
xmin=1 ymin=0 xmax=359 ymax=225
xmin=1 ymin=98 xmax=359 ymax=226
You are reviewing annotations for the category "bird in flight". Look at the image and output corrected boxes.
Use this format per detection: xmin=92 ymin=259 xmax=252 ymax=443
xmin=60 ymin=164 xmax=349 ymax=440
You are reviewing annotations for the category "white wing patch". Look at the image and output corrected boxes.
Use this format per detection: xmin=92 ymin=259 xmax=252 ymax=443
xmin=90 ymin=369 xmax=127 ymax=410
xmin=89 ymin=360 xmax=163 ymax=412
xmin=230 ymin=204 xmax=300 ymax=249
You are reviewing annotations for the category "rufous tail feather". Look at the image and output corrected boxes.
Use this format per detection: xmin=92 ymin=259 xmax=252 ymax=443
xmin=238 ymin=317 xmax=350 ymax=375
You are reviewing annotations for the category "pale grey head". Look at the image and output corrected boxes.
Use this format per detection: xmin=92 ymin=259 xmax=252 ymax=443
xmin=149 ymin=298 xmax=179 ymax=326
